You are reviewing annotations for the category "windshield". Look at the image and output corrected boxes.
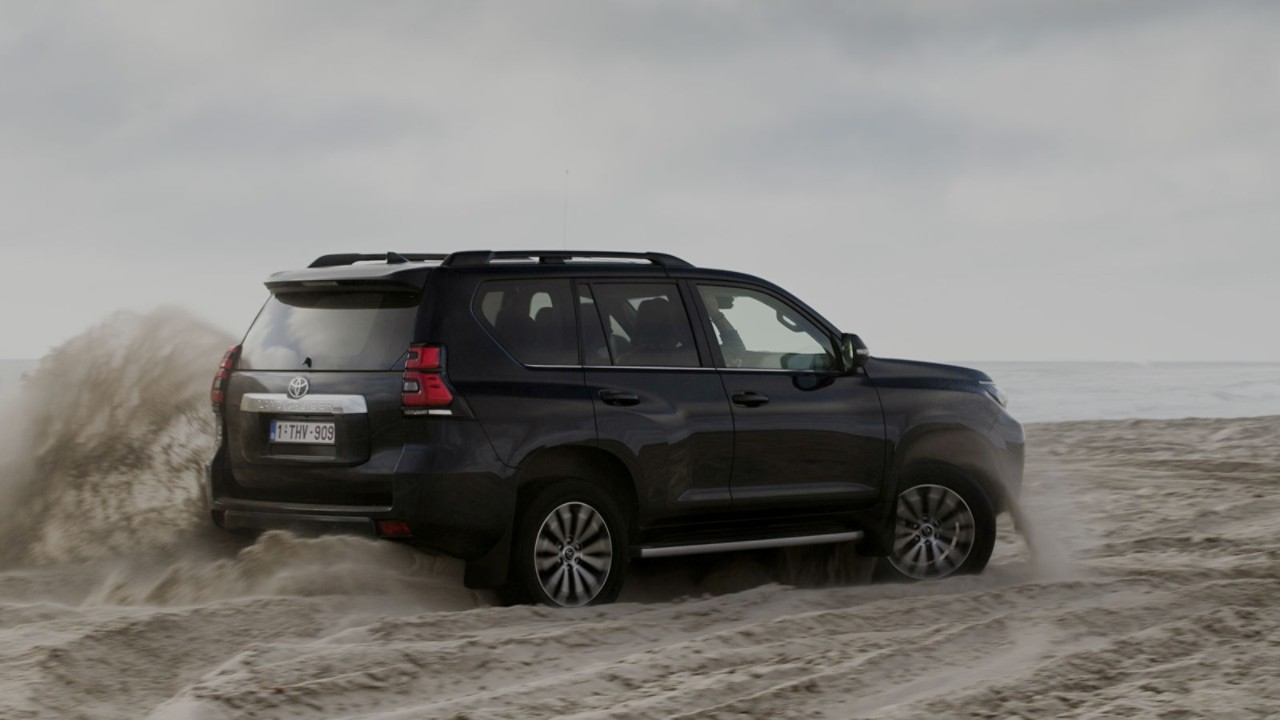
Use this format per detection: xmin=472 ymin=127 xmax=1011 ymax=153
xmin=239 ymin=290 xmax=419 ymax=371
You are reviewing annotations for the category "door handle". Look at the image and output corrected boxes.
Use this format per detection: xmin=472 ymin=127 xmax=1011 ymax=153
xmin=732 ymin=391 xmax=770 ymax=408
xmin=599 ymin=390 xmax=641 ymax=407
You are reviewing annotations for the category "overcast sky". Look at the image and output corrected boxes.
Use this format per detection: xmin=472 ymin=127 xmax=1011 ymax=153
xmin=1 ymin=1 xmax=1276 ymax=361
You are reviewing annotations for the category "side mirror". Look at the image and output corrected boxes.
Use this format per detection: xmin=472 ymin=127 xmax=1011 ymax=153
xmin=840 ymin=333 xmax=869 ymax=372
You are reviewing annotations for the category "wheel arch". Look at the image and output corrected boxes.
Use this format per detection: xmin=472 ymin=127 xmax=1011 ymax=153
xmin=891 ymin=426 xmax=1010 ymax=514
xmin=514 ymin=444 xmax=640 ymax=536
xmin=464 ymin=443 xmax=639 ymax=591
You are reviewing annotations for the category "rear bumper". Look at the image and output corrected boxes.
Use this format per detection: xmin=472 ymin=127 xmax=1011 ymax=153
xmin=207 ymin=451 xmax=395 ymax=538
xmin=207 ymin=429 xmax=518 ymax=562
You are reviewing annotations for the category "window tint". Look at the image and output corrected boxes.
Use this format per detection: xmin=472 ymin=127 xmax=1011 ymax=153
xmin=577 ymin=285 xmax=611 ymax=365
xmin=476 ymin=280 xmax=577 ymax=365
xmin=240 ymin=291 xmax=419 ymax=371
xmin=697 ymin=285 xmax=836 ymax=371
xmin=590 ymin=283 xmax=699 ymax=367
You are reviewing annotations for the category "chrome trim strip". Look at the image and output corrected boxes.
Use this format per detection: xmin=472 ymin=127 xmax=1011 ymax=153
xmin=523 ymin=363 xmax=718 ymax=371
xmin=717 ymin=367 xmax=840 ymax=374
xmin=522 ymin=364 xmax=835 ymax=374
xmin=239 ymin=393 xmax=368 ymax=415
xmin=638 ymin=531 xmax=863 ymax=559
xmin=583 ymin=365 xmax=715 ymax=371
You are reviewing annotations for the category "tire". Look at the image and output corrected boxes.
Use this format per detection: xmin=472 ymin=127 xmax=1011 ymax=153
xmin=508 ymin=480 xmax=629 ymax=607
xmin=874 ymin=465 xmax=996 ymax=582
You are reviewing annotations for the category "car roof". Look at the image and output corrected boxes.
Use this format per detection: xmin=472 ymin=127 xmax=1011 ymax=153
xmin=266 ymin=250 xmax=691 ymax=287
xmin=261 ymin=250 xmax=841 ymax=334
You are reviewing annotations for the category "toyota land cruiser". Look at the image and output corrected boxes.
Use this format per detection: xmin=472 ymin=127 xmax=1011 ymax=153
xmin=207 ymin=250 xmax=1024 ymax=606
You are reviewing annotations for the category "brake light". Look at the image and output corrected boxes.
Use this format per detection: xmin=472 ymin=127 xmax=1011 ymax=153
xmin=407 ymin=345 xmax=441 ymax=371
xmin=210 ymin=345 xmax=241 ymax=409
xmin=403 ymin=343 xmax=454 ymax=413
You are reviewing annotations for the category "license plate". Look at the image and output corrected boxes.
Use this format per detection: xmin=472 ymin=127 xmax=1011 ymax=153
xmin=269 ymin=420 xmax=336 ymax=445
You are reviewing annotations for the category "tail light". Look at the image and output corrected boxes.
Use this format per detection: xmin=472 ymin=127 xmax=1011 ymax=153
xmin=403 ymin=344 xmax=454 ymax=415
xmin=210 ymin=345 xmax=241 ymax=410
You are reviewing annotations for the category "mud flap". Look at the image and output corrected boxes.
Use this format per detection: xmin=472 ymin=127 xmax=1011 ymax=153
xmin=464 ymin=523 xmax=513 ymax=589
xmin=852 ymin=501 xmax=895 ymax=557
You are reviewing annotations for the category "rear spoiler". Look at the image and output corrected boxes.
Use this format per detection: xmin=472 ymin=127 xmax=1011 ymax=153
xmin=308 ymin=252 xmax=448 ymax=268
xmin=265 ymin=263 xmax=432 ymax=292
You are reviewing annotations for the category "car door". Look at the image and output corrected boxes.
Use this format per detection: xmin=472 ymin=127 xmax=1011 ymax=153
xmin=578 ymin=280 xmax=735 ymax=525
xmin=693 ymin=282 xmax=886 ymax=510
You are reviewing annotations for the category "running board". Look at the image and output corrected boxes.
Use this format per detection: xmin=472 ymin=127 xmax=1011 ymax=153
xmin=638 ymin=531 xmax=863 ymax=559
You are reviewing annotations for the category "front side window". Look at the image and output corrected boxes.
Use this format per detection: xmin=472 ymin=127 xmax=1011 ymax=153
xmin=697 ymin=285 xmax=836 ymax=371
xmin=588 ymin=283 xmax=700 ymax=367
xmin=476 ymin=279 xmax=577 ymax=365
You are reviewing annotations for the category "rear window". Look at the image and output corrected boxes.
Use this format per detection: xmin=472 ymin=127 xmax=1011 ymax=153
xmin=239 ymin=291 xmax=419 ymax=371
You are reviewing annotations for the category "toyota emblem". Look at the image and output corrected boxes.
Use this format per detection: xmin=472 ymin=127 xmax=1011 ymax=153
xmin=287 ymin=377 xmax=310 ymax=400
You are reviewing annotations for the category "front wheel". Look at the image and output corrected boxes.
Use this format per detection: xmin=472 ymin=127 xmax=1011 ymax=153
xmin=876 ymin=468 xmax=996 ymax=582
xmin=509 ymin=481 xmax=629 ymax=607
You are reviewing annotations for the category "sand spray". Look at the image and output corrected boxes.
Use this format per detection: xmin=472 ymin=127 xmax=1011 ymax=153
xmin=0 ymin=309 xmax=480 ymax=610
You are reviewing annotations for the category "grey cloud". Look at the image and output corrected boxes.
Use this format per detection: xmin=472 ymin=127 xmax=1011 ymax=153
xmin=0 ymin=0 xmax=1276 ymax=360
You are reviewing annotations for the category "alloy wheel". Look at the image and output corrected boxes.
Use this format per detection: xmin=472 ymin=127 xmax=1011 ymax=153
xmin=533 ymin=501 xmax=614 ymax=606
xmin=888 ymin=483 xmax=977 ymax=580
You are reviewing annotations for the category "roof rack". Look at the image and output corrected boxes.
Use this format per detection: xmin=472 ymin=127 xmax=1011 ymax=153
xmin=308 ymin=252 xmax=448 ymax=268
xmin=440 ymin=250 xmax=693 ymax=268
xmin=306 ymin=250 xmax=695 ymax=270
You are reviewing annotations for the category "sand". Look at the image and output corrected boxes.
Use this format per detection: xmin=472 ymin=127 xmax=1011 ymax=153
xmin=1 ymin=313 xmax=1277 ymax=719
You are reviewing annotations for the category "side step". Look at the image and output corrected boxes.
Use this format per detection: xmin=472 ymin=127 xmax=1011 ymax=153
xmin=637 ymin=531 xmax=863 ymax=559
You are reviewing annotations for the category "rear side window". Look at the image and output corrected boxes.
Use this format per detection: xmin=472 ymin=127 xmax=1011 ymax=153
xmin=475 ymin=280 xmax=577 ymax=365
xmin=240 ymin=291 xmax=419 ymax=371
xmin=588 ymin=283 xmax=700 ymax=368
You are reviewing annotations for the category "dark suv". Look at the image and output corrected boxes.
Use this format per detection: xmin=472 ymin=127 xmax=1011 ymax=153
xmin=208 ymin=250 xmax=1024 ymax=606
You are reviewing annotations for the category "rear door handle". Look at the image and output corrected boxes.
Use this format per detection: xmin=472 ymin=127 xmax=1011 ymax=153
xmin=599 ymin=390 xmax=641 ymax=407
xmin=732 ymin=391 xmax=770 ymax=408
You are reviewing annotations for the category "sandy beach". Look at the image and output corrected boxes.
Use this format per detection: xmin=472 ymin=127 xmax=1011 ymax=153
xmin=2 ymin=364 xmax=1276 ymax=719
xmin=0 ymin=314 xmax=1273 ymax=719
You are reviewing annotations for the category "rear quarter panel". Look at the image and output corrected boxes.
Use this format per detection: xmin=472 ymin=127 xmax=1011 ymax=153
xmin=422 ymin=270 xmax=597 ymax=470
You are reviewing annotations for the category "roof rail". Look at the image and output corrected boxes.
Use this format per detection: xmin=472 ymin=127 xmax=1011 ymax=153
xmin=308 ymin=252 xmax=449 ymax=268
xmin=440 ymin=250 xmax=693 ymax=269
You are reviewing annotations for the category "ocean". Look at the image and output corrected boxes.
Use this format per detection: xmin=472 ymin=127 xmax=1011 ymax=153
xmin=971 ymin=361 xmax=1280 ymax=424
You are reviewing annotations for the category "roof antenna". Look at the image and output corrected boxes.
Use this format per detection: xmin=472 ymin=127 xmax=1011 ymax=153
xmin=563 ymin=169 xmax=569 ymax=250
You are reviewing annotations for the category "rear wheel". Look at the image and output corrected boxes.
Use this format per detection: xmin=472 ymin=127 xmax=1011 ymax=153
xmin=876 ymin=467 xmax=996 ymax=582
xmin=509 ymin=480 xmax=628 ymax=607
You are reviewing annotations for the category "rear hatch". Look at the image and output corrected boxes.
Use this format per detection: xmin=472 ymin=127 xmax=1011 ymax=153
xmin=224 ymin=288 xmax=420 ymax=506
